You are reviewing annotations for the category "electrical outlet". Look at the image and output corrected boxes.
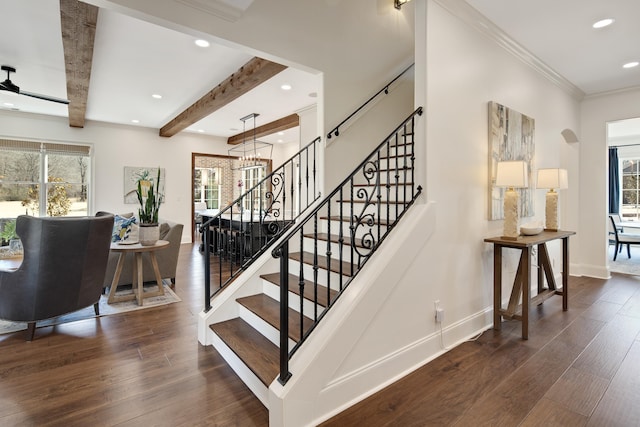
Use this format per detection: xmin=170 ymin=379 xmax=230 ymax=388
xmin=434 ymin=300 xmax=443 ymax=323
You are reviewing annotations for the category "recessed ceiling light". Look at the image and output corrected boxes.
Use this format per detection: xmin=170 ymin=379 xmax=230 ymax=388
xmin=623 ymin=61 xmax=640 ymax=69
xmin=593 ymin=18 xmax=615 ymax=29
xmin=197 ymin=129 xmax=205 ymax=133
xmin=280 ymin=84 xmax=292 ymax=91
xmin=152 ymin=94 xmax=162 ymax=99
xmin=194 ymin=39 xmax=210 ymax=48
xmin=131 ymin=119 xmax=140 ymax=123
xmin=277 ymin=139 xmax=283 ymax=143
xmin=277 ymin=131 xmax=284 ymax=136
xmin=3 ymin=102 xmax=13 ymax=107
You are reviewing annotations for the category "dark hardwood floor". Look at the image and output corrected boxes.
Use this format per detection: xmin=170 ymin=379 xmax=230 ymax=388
xmin=323 ymin=273 xmax=640 ymax=426
xmin=1 ymin=244 xmax=639 ymax=426
xmin=0 ymin=243 xmax=268 ymax=427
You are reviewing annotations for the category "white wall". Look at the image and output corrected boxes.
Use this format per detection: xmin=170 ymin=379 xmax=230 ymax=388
xmin=272 ymin=1 xmax=585 ymax=425
xmin=414 ymin=0 xmax=581 ymax=334
xmin=580 ymin=88 xmax=640 ymax=278
xmin=0 ymin=110 xmax=292 ymax=243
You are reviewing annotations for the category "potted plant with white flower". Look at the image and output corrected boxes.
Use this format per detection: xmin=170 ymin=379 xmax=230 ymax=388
xmin=136 ymin=168 xmax=163 ymax=246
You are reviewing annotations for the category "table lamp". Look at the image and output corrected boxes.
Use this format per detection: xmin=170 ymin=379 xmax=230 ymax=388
xmin=537 ymin=168 xmax=568 ymax=231
xmin=496 ymin=160 xmax=529 ymax=240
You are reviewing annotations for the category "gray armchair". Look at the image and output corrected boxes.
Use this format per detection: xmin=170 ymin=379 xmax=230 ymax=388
xmin=0 ymin=214 xmax=114 ymax=340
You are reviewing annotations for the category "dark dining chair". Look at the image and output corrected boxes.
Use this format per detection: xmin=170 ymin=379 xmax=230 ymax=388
xmin=0 ymin=214 xmax=114 ymax=340
xmin=609 ymin=215 xmax=640 ymax=261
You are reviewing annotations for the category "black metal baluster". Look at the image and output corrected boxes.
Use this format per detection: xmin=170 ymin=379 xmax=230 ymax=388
xmin=306 ymin=147 xmax=310 ymax=207
xmin=277 ymin=241 xmax=291 ymax=385
xmin=403 ymin=123 xmax=408 ymax=212
xmin=349 ymin=177 xmax=355 ymax=276
xmin=299 ymin=224 xmax=305 ymax=337
xmin=204 ymin=222 xmax=211 ymax=312
xmin=314 ymin=212 xmax=320 ymax=322
xmin=376 ymin=149 xmax=381 ymax=241
xmin=314 ymin=214 xmax=319 ymax=321
xmin=338 ymin=187 xmax=344 ymax=295
xmin=393 ymin=132 xmax=398 ymax=222
xmin=324 ymin=202 xmax=331 ymax=319
xmin=385 ymin=140 xmax=391 ymax=233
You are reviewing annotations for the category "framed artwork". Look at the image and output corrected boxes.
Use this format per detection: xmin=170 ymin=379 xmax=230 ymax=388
xmin=124 ymin=166 xmax=166 ymax=204
xmin=488 ymin=102 xmax=535 ymax=220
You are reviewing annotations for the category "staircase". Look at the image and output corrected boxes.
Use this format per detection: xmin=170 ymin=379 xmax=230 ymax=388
xmin=204 ymin=108 xmax=423 ymax=407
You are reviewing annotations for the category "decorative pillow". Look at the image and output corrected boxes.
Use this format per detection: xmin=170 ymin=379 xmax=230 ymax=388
xmin=112 ymin=215 xmax=137 ymax=242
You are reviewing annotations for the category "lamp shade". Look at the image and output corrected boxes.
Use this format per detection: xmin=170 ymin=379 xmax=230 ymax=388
xmin=537 ymin=168 xmax=568 ymax=190
xmin=495 ymin=161 xmax=528 ymax=188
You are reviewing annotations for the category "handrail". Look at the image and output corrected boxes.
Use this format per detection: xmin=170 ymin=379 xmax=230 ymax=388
xmin=326 ymin=63 xmax=414 ymax=140
xmin=273 ymin=107 xmax=423 ymax=384
xmin=201 ymin=137 xmax=322 ymax=312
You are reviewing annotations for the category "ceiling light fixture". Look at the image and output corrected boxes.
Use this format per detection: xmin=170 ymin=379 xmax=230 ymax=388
xmin=623 ymin=61 xmax=639 ymax=69
xmin=228 ymin=113 xmax=273 ymax=171
xmin=394 ymin=0 xmax=411 ymax=10
xmin=194 ymin=39 xmax=210 ymax=48
xmin=152 ymin=94 xmax=162 ymax=99
xmin=592 ymin=18 xmax=615 ymax=28
xmin=131 ymin=119 xmax=140 ymax=123
xmin=280 ymin=84 xmax=292 ymax=91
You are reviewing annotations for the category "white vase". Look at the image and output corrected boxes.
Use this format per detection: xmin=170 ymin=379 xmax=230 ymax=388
xmin=139 ymin=223 xmax=159 ymax=246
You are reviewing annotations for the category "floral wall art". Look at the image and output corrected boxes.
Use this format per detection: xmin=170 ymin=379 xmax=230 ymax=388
xmin=124 ymin=166 xmax=166 ymax=204
xmin=488 ymin=101 xmax=535 ymax=220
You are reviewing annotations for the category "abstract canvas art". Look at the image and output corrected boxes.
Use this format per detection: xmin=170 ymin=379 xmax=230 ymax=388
xmin=488 ymin=102 xmax=535 ymax=220
xmin=124 ymin=166 xmax=166 ymax=204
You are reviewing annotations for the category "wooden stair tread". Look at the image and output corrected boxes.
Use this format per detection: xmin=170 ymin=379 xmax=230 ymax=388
xmin=321 ymin=215 xmax=390 ymax=226
xmin=303 ymin=232 xmax=364 ymax=248
xmin=237 ymin=294 xmax=313 ymax=343
xmin=260 ymin=272 xmax=337 ymax=308
xmin=210 ymin=318 xmax=279 ymax=387
xmin=290 ymin=251 xmax=355 ymax=277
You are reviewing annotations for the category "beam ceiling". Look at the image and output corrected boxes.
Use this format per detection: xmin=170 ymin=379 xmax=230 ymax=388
xmin=160 ymin=57 xmax=287 ymax=138
xmin=60 ymin=0 xmax=98 ymax=128
xmin=227 ymin=113 xmax=299 ymax=145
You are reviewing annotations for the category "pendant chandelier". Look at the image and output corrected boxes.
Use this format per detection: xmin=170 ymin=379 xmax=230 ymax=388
xmin=228 ymin=113 xmax=273 ymax=171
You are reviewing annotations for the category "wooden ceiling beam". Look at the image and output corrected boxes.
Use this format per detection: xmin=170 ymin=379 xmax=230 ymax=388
xmin=60 ymin=0 xmax=98 ymax=128
xmin=227 ymin=113 xmax=299 ymax=145
xmin=160 ymin=57 xmax=287 ymax=138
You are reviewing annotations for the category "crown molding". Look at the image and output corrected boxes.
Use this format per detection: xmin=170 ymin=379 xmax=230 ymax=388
xmin=433 ymin=0 xmax=585 ymax=101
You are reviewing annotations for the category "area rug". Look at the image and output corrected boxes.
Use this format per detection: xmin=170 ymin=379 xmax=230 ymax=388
xmin=0 ymin=281 xmax=181 ymax=335
xmin=609 ymin=244 xmax=640 ymax=275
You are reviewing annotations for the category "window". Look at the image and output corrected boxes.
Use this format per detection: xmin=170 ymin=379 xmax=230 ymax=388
xmin=242 ymin=167 xmax=267 ymax=212
xmin=0 ymin=139 xmax=91 ymax=219
xmin=622 ymin=159 xmax=640 ymax=219
xmin=194 ymin=167 xmax=221 ymax=209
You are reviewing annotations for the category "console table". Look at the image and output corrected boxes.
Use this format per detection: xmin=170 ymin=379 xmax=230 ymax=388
xmin=484 ymin=230 xmax=575 ymax=339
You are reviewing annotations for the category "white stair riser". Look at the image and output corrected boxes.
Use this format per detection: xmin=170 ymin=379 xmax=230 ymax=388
xmin=262 ymin=280 xmax=329 ymax=319
xmin=210 ymin=332 xmax=270 ymax=407
xmin=302 ymin=237 xmax=361 ymax=264
xmin=238 ymin=304 xmax=297 ymax=350
xmin=288 ymin=258 xmax=349 ymax=292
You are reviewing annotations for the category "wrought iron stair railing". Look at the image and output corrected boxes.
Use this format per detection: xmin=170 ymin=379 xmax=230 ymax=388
xmin=272 ymin=107 xmax=423 ymax=384
xmin=201 ymin=137 xmax=322 ymax=311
